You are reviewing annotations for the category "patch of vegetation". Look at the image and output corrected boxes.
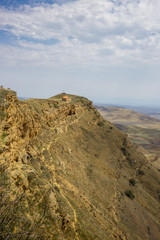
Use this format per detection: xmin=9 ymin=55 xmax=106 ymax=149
xmin=30 ymin=102 xmax=40 ymax=114
xmin=94 ymin=153 xmax=99 ymax=158
xmin=0 ymin=110 xmax=7 ymax=120
xmin=40 ymin=168 xmax=53 ymax=180
xmin=87 ymin=164 xmax=93 ymax=179
xmin=79 ymin=98 xmax=86 ymax=104
xmin=54 ymin=103 xmax=59 ymax=108
xmin=80 ymin=127 xmax=96 ymax=140
xmin=126 ymin=157 xmax=134 ymax=166
xmin=0 ymin=166 xmax=27 ymax=239
xmin=54 ymin=128 xmax=58 ymax=134
xmin=97 ymin=121 xmax=105 ymax=127
xmin=27 ymin=172 xmax=36 ymax=184
xmin=0 ymin=191 xmax=51 ymax=239
xmin=121 ymin=147 xmax=127 ymax=155
xmin=125 ymin=190 xmax=135 ymax=200
xmin=121 ymin=146 xmax=135 ymax=166
xmin=31 ymin=176 xmax=44 ymax=187
xmin=147 ymin=226 xmax=151 ymax=235
xmin=34 ymin=106 xmax=39 ymax=113
xmin=129 ymin=178 xmax=136 ymax=186
xmin=54 ymin=185 xmax=60 ymax=192
xmin=30 ymin=158 xmax=41 ymax=170
xmin=0 ymin=164 xmax=10 ymax=188
xmin=137 ymin=169 xmax=145 ymax=175
xmin=0 ymin=89 xmax=8 ymax=103
xmin=1 ymin=132 xmax=7 ymax=144
xmin=42 ymin=149 xmax=50 ymax=162
xmin=123 ymin=138 xmax=127 ymax=146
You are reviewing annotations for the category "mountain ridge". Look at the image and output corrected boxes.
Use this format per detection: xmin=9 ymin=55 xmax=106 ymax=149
xmin=0 ymin=88 xmax=160 ymax=240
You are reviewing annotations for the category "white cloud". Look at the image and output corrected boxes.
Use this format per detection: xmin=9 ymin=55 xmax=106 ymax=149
xmin=0 ymin=0 xmax=160 ymax=67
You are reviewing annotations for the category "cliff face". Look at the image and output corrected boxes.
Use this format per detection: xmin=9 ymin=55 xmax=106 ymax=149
xmin=0 ymin=88 xmax=160 ymax=240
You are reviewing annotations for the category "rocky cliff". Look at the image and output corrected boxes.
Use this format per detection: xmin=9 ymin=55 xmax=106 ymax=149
xmin=0 ymin=88 xmax=160 ymax=240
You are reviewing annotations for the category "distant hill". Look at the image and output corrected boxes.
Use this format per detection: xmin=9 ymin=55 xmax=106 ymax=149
xmin=95 ymin=103 xmax=160 ymax=115
xmin=0 ymin=88 xmax=160 ymax=239
xmin=149 ymin=113 xmax=160 ymax=120
xmin=96 ymin=106 xmax=160 ymax=124
xmin=18 ymin=96 xmax=29 ymax=100
xmin=97 ymin=106 xmax=160 ymax=168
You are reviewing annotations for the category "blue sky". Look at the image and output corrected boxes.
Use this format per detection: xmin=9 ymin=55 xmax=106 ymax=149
xmin=0 ymin=0 xmax=160 ymax=107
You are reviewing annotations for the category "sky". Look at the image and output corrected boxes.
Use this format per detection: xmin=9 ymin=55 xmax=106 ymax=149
xmin=0 ymin=0 xmax=160 ymax=107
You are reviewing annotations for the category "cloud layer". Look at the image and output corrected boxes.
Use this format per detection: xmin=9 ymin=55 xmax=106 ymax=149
xmin=0 ymin=0 xmax=160 ymax=67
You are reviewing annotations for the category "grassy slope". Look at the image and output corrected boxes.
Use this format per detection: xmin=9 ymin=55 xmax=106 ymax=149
xmin=54 ymin=108 xmax=160 ymax=240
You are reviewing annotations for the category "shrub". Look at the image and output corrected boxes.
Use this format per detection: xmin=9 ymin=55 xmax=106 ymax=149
xmin=1 ymin=132 xmax=7 ymax=144
xmin=0 ymin=110 xmax=7 ymax=120
xmin=127 ymin=157 xmax=133 ymax=166
xmin=121 ymin=147 xmax=126 ymax=152
xmin=97 ymin=121 xmax=104 ymax=127
xmin=54 ymin=103 xmax=58 ymax=108
xmin=137 ymin=169 xmax=145 ymax=175
xmin=125 ymin=190 xmax=135 ymax=200
xmin=129 ymin=178 xmax=136 ymax=186
xmin=121 ymin=147 xmax=127 ymax=156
